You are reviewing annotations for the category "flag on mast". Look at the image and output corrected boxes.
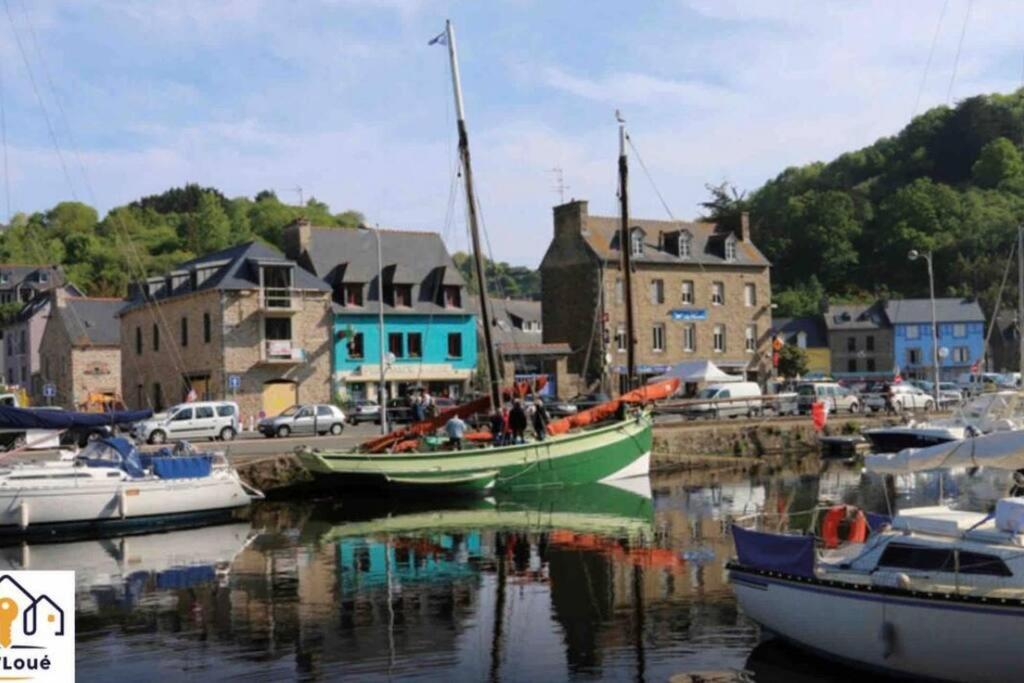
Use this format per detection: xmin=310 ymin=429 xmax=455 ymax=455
xmin=428 ymin=30 xmax=447 ymax=46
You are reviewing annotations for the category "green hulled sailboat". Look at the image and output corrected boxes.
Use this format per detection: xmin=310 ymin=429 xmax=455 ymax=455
xmin=296 ymin=20 xmax=660 ymax=495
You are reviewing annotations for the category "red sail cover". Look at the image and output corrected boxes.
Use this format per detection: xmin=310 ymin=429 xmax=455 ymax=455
xmin=360 ymin=377 xmax=547 ymax=453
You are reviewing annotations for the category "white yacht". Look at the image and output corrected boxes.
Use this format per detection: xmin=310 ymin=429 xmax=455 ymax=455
xmin=728 ymin=430 xmax=1024 ymax=682
xmin=863 ymin=390 xmax=1024 ymax=453
xmin=0 ymin=436 xmax=260 ymax=537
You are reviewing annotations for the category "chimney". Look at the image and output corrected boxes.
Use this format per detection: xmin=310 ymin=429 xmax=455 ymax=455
xmin=738 ymin=212 xmax=750 ymax=241
xmin=282 ymin=218 xmax=312 ymax=260
xmin=51 ymin=287 xmax=68 ymax=309
xmin=553 ymin=199 xmax=589 ymax=240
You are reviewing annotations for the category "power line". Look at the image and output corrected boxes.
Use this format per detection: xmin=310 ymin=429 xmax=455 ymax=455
xmin=911 ymin=0 xmax=949 ymax=119
xmin=946 ymin=0 xmax=974 ymax=105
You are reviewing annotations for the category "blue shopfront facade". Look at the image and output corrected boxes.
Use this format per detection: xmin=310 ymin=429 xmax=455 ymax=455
xmin=333 ymin=313 xmax=477 ymax=401
xmin=888 ymin=299 xmax=986 ymax=381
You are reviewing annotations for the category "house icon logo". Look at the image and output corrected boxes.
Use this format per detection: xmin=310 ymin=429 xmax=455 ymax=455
xmin=0 ymin=571 xmax=74 ymax=681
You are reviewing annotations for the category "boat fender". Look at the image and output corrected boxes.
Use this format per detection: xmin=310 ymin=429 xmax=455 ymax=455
xmin=118 ymin=488 xmax=127 ymax=519
xmin=17 ymin=502 xmax=28 ymax=530
xmin=821 ymin=505 xmax=869 ymax=548
xmin=879 ymin=621 xmax=896 ymax=659
xmin=871 ymin=571 xmax=911 ymax=590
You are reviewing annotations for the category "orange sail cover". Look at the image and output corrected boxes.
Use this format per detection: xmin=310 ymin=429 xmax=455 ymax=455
xmin=546 ymin=378 xmax=679 ymax=436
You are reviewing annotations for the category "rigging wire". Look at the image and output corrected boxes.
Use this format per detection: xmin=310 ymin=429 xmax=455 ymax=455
xmin=911 ymin=0 xmax=950 ymax=119
xmin=945 ymin=0 xmax=974 ymax=105
xmin=1 ymin=0 xmax=76 ymax=200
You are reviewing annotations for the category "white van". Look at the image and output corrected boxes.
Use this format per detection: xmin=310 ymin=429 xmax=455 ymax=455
xmin=956 ymin=373 xmax=1003 ymax=397
xmin=683 ymin=382 xmax=763 ymax=419
xmin=132 ymin=401 xmax=240 ymax=444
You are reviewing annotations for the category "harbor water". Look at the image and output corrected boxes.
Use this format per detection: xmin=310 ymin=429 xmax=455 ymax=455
xmin=56 ymin=460 xmax=1008 ymax=682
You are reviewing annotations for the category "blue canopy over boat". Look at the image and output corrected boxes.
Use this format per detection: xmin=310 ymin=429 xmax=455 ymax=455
xmin=0 ymin=405 xmax=151 ymax=430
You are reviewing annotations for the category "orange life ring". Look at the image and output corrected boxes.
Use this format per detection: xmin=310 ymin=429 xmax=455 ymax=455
xmin=821 ymin=505 xmax=869 ymax=549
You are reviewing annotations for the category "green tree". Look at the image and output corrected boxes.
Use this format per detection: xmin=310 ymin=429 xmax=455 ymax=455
xmin=192 ymin=191 xmax=232 ymax=254
xmin=972 ymin=137 xmax=1024 ymax=189
xmin=777 ymin=344 xmax=809 ymax=379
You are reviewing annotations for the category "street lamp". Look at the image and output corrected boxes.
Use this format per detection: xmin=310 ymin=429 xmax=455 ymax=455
xmin=908 ymin=249 xmax=941 ymax=407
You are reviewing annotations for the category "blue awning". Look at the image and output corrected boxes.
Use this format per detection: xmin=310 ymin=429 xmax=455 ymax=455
xmin=0 ymin=406 xmax=151 ymax=430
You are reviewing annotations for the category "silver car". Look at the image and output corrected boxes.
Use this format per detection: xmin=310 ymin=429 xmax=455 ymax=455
xmin=258 ymin=404 xmax=346 ymax=438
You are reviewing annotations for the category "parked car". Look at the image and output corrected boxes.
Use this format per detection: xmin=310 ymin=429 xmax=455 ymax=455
xmin=258 ymin=404 xmax=346 ymax=438
xmin=796 ymin=382 xmax=861 ymax=414
xmin=956 ymin=372 xmax=1003 ymax=397
xmin=132 ymin=401 xmax=240 ymax=444
xmin=537 ymin=395 xmax=578 ymax=417
xmin=912 ymin=380 xmax=963 ymax=408
xmin=683 ymin=382 xmax=763 ymax=419
xmin=865 ymin=383 xmax=935 ymax=413
xmin=569 ymin=392 xmax=612 ymax=411
xmin=345 ymin=399 xmax=380 ymax=424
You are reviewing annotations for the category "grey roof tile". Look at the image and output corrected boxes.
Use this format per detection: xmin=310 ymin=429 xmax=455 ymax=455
xmin=885 ymin=298 xmax=985 ymax=325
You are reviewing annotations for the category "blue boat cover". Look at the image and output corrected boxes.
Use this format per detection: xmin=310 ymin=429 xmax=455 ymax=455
xmin=155 ymin=565 xmax=217 ymax=589
xmin=0 ymin=405 xmax=151 ymax=429
xmin=151 ymin=455 xmax=213 ymax=479
xmin=731 ymin=524 xmax=815 ymax=578
xmin=79 ymin=437 xmax=145 ymax=477
xmin=866 ymin=512 xmax=892 ymax=532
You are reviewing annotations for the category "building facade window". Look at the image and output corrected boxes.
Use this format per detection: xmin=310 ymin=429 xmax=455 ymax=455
xmin=952 ymin=346 xmax=970 ymax=363
xmin=180 ymin=317 xmax=188 ymax=347
xmin=711 ymin=282 xmax=724 ymax=306
xmin=152 ymin=323 xmax=160 ymax=351
xmin=652 ymin=324 xmax=665 ymax=352
xmin=713 ymin=325 xmax=725 ymax=352
xmin=907 ymin=325 xmax=920 ymax=340
xmin=680 ymin=234 xmax=691 ymax=258
xmin=614 ymin=278 xmax=623 ymax=305
xmin=135 ymin=326 xmax=142 ymax=355
xmin=407 ymin=332 xmax=423 ymax=358
xmin=442 ymin=286 xmax=461 ymax=308
xmin=447 ymin=332 xmax=462 ymax=358
xmin=343 ymin=284 xmax=364 ymax=307
xmin=866 ymin=335 xmax=875 ymax=352
xmin=203 ymin=313 xmax=212 ymax=344
xmin=848 ymin=359 xmax=857 ymax=372
xmin=615 ymin=325 xmax=626 ymax=353
xmin=393 ymin=284 xmax=413 ymax=308
xmin=348 ymin=332 xmax=364 ymax=359
xmin=682 ymin=324 xmax=695 ymax=352
xmin=650 ymin=279 xmax=664 ymax=304
xmin=744 ymin=283 xmax=756 ymax=307
xmin=388 ymin=333 xmax=404 ymax=358
xmin=847 ymin=337 xmax=856 ymax=352
xmin=867 ymin=358 xmax=876 ymax=372
xmin=745 ymin=324 xmax=757 ymax=352
xmin=907 ymin=348 xmax=921 ymax=365
xmin=953 ymin=323 xmax=967 ymax=338
xmin=681 ymin=280 xmax=694 ymax=304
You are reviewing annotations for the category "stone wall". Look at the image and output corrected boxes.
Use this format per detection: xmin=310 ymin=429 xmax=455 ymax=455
xmin=829 ymin=328 xmax=894 ymax=375
xmin=38 ymin=311 xmax=120 ymax=408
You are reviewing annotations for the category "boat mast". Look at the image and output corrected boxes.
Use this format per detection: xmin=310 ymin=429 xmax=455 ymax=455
xmin=618 ymin=113 xmax=637 ymax=391
xmin=376 ymin=223 xmax=388 ymax=434
xmin=443 ymin=20 xmax=502 ymax=410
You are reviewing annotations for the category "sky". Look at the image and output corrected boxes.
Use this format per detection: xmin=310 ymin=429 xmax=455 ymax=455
xmin=1 ymin=0 xmax=1023 ymax=267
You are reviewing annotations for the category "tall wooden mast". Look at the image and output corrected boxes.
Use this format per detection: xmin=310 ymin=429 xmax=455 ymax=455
xmin=618 ymin=114 xmax=637 ymax=391
xmin=443 ymin=20 xmax=502 ymax=410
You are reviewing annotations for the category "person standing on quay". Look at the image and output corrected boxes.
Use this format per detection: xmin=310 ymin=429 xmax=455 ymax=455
xmin=445 ymin=413 xmax=466 ymax=450
xmin=531 ymin=400 xmax=549 ymax=441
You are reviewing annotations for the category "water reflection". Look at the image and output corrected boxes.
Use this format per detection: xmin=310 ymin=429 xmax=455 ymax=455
xmin=43 ymin=461 xmax=1018 ymax=681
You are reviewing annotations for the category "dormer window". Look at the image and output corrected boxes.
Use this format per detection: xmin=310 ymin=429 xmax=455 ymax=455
xmin=724 ymin=236 xmax=737 ymax=262
xmin=341 ymin=284 xmax=363 ymax=307
xmin=393 ymin=284 xmax=412 ymax=307
xmin=39 ymin=272 xmax=49 ymax=284
xmin=630 ymin=229 xmax=644 ymax=257
xmin=680 ymin=233 xmax=692 ymax=258
xmin=0 ymin=274 xmax=9 ymax=285
xmin=442 ymin=285 xmax=461 ymax=308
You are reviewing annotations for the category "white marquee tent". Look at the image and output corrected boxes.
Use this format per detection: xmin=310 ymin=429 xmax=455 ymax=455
xmin=653 ymin=360 xmax=745 ymax=386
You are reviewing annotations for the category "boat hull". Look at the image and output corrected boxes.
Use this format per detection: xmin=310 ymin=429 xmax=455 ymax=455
xmin=863 ymin=427 xmax=962 ymax=453
xmin=0 ymin=473 xmax=251 ymax=539
xmin=297 ymin=414 xmax=652 ymax=493
xmin=728 ymin=564 xmax=1024 ymax=683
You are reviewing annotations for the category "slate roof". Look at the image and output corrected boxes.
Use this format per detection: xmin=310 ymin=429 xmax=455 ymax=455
xmin=772 ymin=316 xmax=827 ymax=347
xmin=580 ymin=215 xmax=770 ymax=267
xmin=123 ymin=241 xmax=328 ymax=312
xmin=885 ymin=298 xmax=985 ymax=325
xmin=472 ymin=297 xmax=570 ymax=356
xmin=0 ymin=264 xmax=64 ymax=291
xmin=59 ymin=297 xmax=124 ymax=346
xmin=824 ymin=302 xmax=890 ymax=331
xmin=299 ymin=227 xmax=469 ymax=316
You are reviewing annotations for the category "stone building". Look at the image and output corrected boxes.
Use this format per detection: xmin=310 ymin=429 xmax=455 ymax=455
xmin=825 ymin=301 xmax=894 ymax=379
xmin=486 ymin=298 xmax=574 ymax=397
xmin=118 ymin=241 xmax=332 ymax=419
xmin=540 ymin=200 xmax=773 ymax=394
xmin=37 ymin=291 xmax=123 ymax=408
xmin=283 ymin=221 xmax=476 ymax=402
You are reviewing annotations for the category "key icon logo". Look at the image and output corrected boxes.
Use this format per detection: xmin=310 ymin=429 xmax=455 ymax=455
xmin=0 ymin=597 xmax=18 ymax=648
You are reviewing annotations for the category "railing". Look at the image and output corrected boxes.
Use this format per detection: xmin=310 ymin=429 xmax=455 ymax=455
xmin=260 ymin=287 xmax=300 ymax=311
xmin=261 ymin=339 xmax=304 ymax=363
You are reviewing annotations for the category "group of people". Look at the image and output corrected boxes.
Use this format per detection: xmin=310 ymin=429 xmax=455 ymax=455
xmin=410 ymin=392 xmax=440 ymax=421
xmin=443 ymin=397 xmax=550 ymax=451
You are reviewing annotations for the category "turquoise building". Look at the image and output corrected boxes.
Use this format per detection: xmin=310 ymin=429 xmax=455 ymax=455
xmin=283 ymin=220 xmax=477 ymax=401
